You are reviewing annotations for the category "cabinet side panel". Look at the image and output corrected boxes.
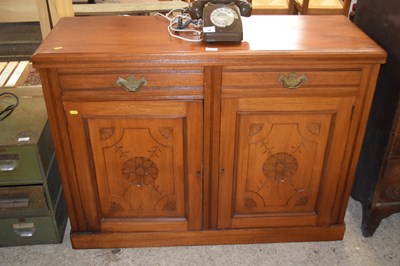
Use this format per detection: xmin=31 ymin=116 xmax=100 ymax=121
xmin=38 ymin=68 xmax=87 ymax=232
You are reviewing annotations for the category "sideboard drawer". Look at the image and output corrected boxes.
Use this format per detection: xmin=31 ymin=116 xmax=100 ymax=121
xmin=0 ymin=186 xmax=48 ymax=218
xmin=58 ymin=67 xmax=204 ymax=98
xmin=222 ymin=66 xmax=362 ymax=94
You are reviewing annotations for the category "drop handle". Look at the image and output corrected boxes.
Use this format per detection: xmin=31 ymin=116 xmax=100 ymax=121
xmin=278 ymin=72 xmax=307 ymax=89
xmin=116 ymin=75 xmax=147 ymax=92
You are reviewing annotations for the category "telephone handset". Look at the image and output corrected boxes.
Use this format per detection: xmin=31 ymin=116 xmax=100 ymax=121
xmin=189 ymin=0 xmax=252 ymax=42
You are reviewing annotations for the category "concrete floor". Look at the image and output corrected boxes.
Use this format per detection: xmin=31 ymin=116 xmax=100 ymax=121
xmin=0 ymin=198 xmax=399 ymax=266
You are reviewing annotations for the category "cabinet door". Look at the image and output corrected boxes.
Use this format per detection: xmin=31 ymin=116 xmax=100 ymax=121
xmin=218 ymin=97 xmax=354 ymax=229
xmin=63 ymin=101 xmax=203 ymax=232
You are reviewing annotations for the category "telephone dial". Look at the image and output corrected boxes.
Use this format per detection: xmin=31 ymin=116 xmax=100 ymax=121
xmin=189 ymin=0 xmax=252 ymax=42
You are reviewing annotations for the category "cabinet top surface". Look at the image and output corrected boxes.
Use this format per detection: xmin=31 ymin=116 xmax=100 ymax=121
xmin=33 ymin=15 xmax=386 ymax=67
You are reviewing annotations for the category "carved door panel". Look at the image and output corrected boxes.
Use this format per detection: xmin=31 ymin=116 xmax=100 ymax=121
xmin=64 ymin=101 xmax=203 ymax=232
xmin=218 ymin=97 xmax=354 ymax=229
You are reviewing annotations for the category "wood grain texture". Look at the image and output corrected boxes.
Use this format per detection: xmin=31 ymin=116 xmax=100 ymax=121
xmin=295 ymin=0 xmax=351 ymax=15
xmin=33 ymin=16 xmax=385 ymax=68
xmin=251 ymin=0 xmax=295 ymax=15
xmin=33 ymin=16 xmax=385 ymax=248
xmin=70 ymin=225 xmax=345 ymax=248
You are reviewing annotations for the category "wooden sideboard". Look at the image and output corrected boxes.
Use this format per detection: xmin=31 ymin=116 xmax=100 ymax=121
xmin=32 ymin=15 xmax=386 ymax=249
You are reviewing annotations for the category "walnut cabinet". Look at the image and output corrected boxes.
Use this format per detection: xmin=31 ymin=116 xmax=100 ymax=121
xmin=32 ymin=15 xmax=386 ymax=248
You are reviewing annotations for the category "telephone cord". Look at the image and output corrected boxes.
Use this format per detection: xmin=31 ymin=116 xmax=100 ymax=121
xmin=0 ymin=92 xmax=19 ymax=122
xmin=155 ymin=10 xmax=203 ymax=43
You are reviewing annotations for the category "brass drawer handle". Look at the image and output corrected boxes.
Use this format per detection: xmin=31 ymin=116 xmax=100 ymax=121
xmin=278 ymin=72 xmax=307 ymax=89
xmin=116 ymin=76 xmax=147 ymax=92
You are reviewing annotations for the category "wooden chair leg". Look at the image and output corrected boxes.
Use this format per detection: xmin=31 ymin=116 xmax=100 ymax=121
xmin=288 ymin=0 xmax=296 ymax=14
xmin=300 ymin=0 xmax=310 ymax=14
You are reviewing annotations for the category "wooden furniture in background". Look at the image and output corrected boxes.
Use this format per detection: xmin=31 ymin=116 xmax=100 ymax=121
xmin=32 ymin=15 xmax=385 ymax=248
xmin=73 ymin=1 xmax=189 ymax=16
xmin=0 ymin=0 xmax=40 ymax=23
xmin=251 ymin=0 xmax=295 ymax=15
xmin=294 ymin=0 xmax=351 ymax=15
xmin=0 ymin=0 xmax=71 ymax=40
xmin=36 ymin=0 xmax=188 ymax=38
xmin=35 ymin=0 xmax=75 ymax=39
xmin=351 ymin=0 xmax=400 ymax=237
xmin=46 ymin=0 xmax=75 ymax=27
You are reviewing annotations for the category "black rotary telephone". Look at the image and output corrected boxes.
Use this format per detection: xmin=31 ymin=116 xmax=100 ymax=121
xmin=189 ymin=0 xmax=252 ymax=42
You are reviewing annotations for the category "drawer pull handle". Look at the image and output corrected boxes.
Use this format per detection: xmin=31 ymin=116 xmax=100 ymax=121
xmin=278 ymin=73 xmax=307 ymax=89
xmin=0 ymin=154 xmax=19 ymax=171
xmin=12 ymin=223 xmax=36 ymax=238
xmin=116 ymin=76 xmax=147 ymax=92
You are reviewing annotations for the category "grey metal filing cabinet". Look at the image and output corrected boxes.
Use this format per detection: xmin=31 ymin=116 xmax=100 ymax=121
xmin=0 ymin=87 xmax=68 ymax=246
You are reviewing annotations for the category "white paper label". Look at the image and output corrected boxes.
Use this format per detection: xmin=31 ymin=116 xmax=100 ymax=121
xmin=205 ymin=47 xmax=219 ymax=52
xmin=203 ymin=26 xmax=216 ymax=33
xmin=18 ymin=137 xmax=30 ymax=142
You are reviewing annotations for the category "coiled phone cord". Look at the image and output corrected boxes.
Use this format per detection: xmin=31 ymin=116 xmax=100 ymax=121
xmin=156 ymin=9 xmax=203 ymax=42
xmin=0 ymin=92 xmax=19 ymax=122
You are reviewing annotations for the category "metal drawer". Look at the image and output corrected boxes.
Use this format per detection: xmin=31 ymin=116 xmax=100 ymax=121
xmin=0 ymin=124 xmax=54 ymax=186
xmin=0 ymin=185 xmax=48 ymax=218
xmin=0 ymin=88 xmax=54 ymax=185
xmin=0 ymin=216 xmax=60 ymax=246
xmin=0 ymin=146 xmax=46 ymax=185
xmin=0 ymin=188 xmax=68 ymax=246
